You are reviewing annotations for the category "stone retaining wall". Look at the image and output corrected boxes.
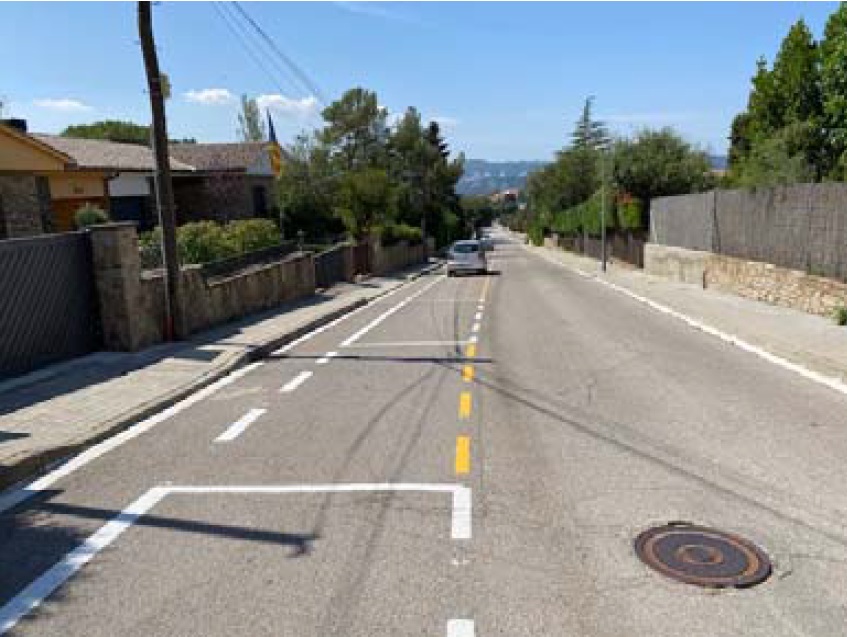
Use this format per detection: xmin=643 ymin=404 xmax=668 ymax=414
xmin=645 ymin=243 xmax=847 ymax=318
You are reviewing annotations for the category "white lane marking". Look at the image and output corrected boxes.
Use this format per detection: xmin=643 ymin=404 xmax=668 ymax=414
xmin=0 ymin=362 xmax=262 ymax=515
xmin=280 ymin=371 xmax=313 ymax=393
xmin=0 ymin=482 xmax=471 ymax=632
xmin=447 ymin=619 xmax=475 ymax=637
xmin=316 ymin=351 xmax=338 ymax=365
xmin=477 ymin=304 xmax=484 ymax=311
xmin=471 ymin=323 xmax=481 ymax=333
xmin=468 ymin=335 xmax=479 ymax=344
xmin=340 ymin=276 xmax=444 ymax=347
xmin=214 ymin=408 xmax=266 ymax=443
xmin=0 ymin=486 xmax=168 ymax=635
xmin=344 ymin=340 xmax=470 ymax=348
xmin=473 ymin=311 xmax=483 ymax=321
xmin=534 ymin=249 xmax=847 ymax=399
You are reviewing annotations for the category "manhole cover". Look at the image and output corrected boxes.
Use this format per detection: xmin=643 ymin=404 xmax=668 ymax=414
xmin=634 ymin=523 xmax=771 ymax=589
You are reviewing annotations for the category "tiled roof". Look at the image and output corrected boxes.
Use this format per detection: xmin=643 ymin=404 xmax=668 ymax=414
xmin=32 ymin=134 xmax=195 ymax=172
xmin=169 ymin=142 xmax=268 ymax=172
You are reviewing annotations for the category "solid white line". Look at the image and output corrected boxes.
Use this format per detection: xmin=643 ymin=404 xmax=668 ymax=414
xmin=340 ymin=276 xmax=444 ymax=347
xmin=316 ymin=351 xmax=338 ymax=365
xmin=471 ymin=323 xmax=481 ymax=333
xmin=447 ymin=619 xmax=475 ymax=637
xmin=280 ymin=371 xmax=313 ymax=393
xmin=0 ymin=487 xmax=168 ymax=635
xmin=214 ymin=408 xmax=266 ymax=443
xmin=344 ymin=340 xmax=470 ymax=348
xmin=473 ymin=311 xmax=483 ymax=321
xmin=534 ymin=249 xmax=847 ymax=399
xmin=468 ymin=335 xmax=479 ymax=344
xmin=0 ymin=362 xmax=262 ymax=515
xmin=0 ymin=482 xmax=471 ymax=633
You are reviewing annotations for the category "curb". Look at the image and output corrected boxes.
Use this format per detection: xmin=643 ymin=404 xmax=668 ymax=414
xmin=0 ymin=262 xmax=440 ymax=494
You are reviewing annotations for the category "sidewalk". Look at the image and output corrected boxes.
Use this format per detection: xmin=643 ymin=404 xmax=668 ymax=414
xmin=527 ymin=243 xmax=847 ymax=385
xmin=0 ymin=263 xmax=440 ymax=491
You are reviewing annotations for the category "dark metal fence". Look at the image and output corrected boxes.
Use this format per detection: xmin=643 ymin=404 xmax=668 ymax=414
xmin=0 ymin=232 xmax=101 ymax=379
xmin=198 ymin=241 xmax=296 ymax=280
xmin=555 ymin=231 xmax=646 ymax=268
xmin=314 ymin=245 xmax=347 ymax=289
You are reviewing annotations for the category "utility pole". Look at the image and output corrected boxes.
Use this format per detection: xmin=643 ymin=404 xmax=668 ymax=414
xmin=600 ymin=147 xmax=607 ymax=272
xmin=138 ymin=1 xmax=184 ymax=340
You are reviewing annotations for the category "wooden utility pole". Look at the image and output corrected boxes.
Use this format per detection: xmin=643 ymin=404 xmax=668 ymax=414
xmin=138 ymin=1 xmax=184 ymax=340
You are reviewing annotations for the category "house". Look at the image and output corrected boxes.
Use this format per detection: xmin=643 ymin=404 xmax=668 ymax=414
xmin=169 ymin=142 xmax=279 ymax=224
xmin=33 ymin=134 xmax=194 ymax=231
xmin=0 ymin=120 xmax=75 ymax=237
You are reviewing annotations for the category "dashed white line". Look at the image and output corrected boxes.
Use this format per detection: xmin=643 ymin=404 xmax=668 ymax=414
xmin=447 ymin=619 xmax=475 ymax=637
xmin=468 ymin=335 xmax=479 ymax=344
xmin=473 ymin=311 xmax=483 ymax=321
xmin=214 ymin=408 xmax=266 ymax=442
xmin=280 ymin=370 xmax=313 ymax=393
xmin=471 ymin=323 xmax=481 ymax=333
xmin=316 ymin=351 xmax=338 ymax=365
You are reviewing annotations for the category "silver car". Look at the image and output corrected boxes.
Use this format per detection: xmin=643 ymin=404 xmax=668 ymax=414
xmin=447 ymin=240 xmax=488 ymax=276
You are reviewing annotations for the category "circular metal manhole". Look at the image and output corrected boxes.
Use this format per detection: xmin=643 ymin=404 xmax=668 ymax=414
xmin=634 ymin=523 xmax=771 ymax=589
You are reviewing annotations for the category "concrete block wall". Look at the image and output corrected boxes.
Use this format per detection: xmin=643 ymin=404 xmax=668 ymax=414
xmin=644 ymin=244 xmax=708 ymax=286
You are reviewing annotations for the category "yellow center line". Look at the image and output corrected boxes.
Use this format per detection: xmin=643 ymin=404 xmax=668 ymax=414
xmin=455 ymin=436 xmax=471 ymax=474
xmin=465 ymin=343 xmax=476 ymax=359
xmin=458 ymin=391 xmax=472 ymax=419
xmin=462 ymin=365 xmax=474 ymax=383
xmin=479 ymin=277 xmax=491 ymax=303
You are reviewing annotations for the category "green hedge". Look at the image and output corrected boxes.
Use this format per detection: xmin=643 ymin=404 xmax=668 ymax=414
xmin=378 ymin=223 xmax=423 ymax=246
xmin=138 ymin=219 xmax=281 ymax=267
xmin=550 ymin=190 xmax=644 ymax=238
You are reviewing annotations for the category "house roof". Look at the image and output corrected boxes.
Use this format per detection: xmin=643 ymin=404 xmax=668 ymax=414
xmin=32 ymin=134 xmax=195 ymax=172
xmin=0 ymin=124 xmax=74 ymax=166
xmin=169 ymin=142 xmax=269 ymax=172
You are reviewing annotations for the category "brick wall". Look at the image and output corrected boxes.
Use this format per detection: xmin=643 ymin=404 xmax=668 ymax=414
xmin=0 ymin=174 xmax=48 ymax=238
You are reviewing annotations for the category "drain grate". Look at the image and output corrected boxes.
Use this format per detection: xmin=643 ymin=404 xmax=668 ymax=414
xmin=634 ymin=522 xmax=771 ymax=589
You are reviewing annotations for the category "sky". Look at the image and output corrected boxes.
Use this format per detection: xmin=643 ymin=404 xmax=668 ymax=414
xmin=0 ymin=1 xmax=839 ymax=161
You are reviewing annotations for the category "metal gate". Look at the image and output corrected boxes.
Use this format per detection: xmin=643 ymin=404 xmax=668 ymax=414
xmin=314 ymin=245 xmax=346 ymax=289
xmin=0 ymin=232 xmax=101 ymax=380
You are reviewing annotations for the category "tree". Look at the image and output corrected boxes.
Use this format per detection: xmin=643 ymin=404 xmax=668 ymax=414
xmin=820 ymin=3 xmax=847 ymax=179
xmin=571 ymin=96 xmax=609 ymax=151
xmin=62 ymin=120 xmax=151 ymax=145
xmin=733 ymin=130 xmax=814 ymax=187
xmin=334 ymin=168 xmax=396 ymax=239
xmin=612 ymin=128 xmax=713 ymax=206
xmin=320 ymin=88 xmax=389 ymax=171
xmin=237 ymin=95 xmax=266 ymax=142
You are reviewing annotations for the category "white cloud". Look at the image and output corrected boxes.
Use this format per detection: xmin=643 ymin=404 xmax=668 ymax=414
xmin=256 ymin=94 xmax=321 ymax=120
xmin=184 ymin=88 xmax=234 ymax=105
xmin=331 ymin=1 xmax=428 ymax=26
xmin=33 ymin=98 xmax=92 ymax=112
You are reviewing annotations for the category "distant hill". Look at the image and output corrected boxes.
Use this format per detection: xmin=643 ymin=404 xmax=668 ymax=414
xmin=457 ymin=159 xmax=547 ymax=196
xmin=457 ymin=156 xmax=728 ymax=196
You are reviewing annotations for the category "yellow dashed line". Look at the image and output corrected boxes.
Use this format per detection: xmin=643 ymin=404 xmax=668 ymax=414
xmin=459 ymin=391 xmax=472 ymax=419
xmin=462 ymin=365 xmax=474 ymax=383
xmin=465 ymin=343 xmax=476 ymax=359
xmin=455 ymin=436 xmax=471 ymax=474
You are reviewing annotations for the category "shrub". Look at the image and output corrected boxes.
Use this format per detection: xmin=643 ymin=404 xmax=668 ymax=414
xmin=177 ymin=221 xmax=238 ymax=265
xmin=835 ymin=306 xmax=847 ymax=326
xmin=75 ymin=204 xmax=109 ymax=228
xmin=617 ymin=194 xmax=644 ymax=231
xmin=527 ymin=221 xmax=545 ymax=246
xmin=225 ymin=219 xmax=280 ymax=253
xmin=380 ymin=223 xmax=423 ymax=246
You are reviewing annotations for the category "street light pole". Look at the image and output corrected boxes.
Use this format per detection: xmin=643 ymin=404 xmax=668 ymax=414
xmin=601 ymin=147 xmax=607 ymax=273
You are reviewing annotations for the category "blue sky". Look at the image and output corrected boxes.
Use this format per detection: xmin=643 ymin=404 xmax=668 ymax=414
xmin=0 ymin=1 xmax=839 ymax=161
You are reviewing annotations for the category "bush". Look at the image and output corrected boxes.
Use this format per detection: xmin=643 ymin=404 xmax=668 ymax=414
xmin=75 ymin=204 xmax=109 ymax=228
xmin=616 ymin=194 xmax=644 ymax=231
xmin=177 ymin=221 xmax=238 ymax=265
xmin=379 ymin=223 xmax=423 ymax=246
xmin=527 ymin=222 xmax=545 ymax=246
xmin=225 ymin=219 xmax=280 ymax=253
xmin=835 ymin=306 xmax=847 ymax=326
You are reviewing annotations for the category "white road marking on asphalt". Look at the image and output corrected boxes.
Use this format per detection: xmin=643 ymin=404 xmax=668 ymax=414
xmin=468 ymin=335 xmax=479 ymax=344
xmin=471 ymin=323 xmax=481 ymax=333
xmin=0 ymin=487 xmax=169 ymax=635
xmin=0 ymin=362 xmax=262 ymax=515
xmin=214 ymin=408 xmax=267 ymax=442
xmin=534 ymin=249 xmax=847 ymax=399
xmin=340 ymin=275 xmax=444 ymax=347
xmin=477 ymin=304 xmax=484 ymax=311
xmin=0 ymin=483 xmax=471 ymax=633
xmin=447 ymin=619 xmax=475 ymax=636
xmin=280 ymin=371 xmax=313 ymax=393
xmin=344 ymin=340 xmax=470 ymax=348
xmin=316 ymin=351 xmax=338 ymax=365
xmin=473 ymin=311 xmax=483 ymax=321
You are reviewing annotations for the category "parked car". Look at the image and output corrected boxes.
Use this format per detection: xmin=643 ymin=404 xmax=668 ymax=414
xmin=447 ymin=240 xmax=488 ymax=276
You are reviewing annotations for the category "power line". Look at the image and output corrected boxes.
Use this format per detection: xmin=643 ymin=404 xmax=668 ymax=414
xmin=230 ymin=1 xmax=327 ymax=106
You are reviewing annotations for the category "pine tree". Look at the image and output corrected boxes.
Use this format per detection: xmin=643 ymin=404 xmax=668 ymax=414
xmin=571 ymin=97 xmax=609 ymax=151
xmin=820 ymin=3 xmax=847 ymax=178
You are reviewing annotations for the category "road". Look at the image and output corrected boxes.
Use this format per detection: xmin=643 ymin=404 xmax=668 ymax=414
xmin=2 ymin=229 xmax=847 ymax=636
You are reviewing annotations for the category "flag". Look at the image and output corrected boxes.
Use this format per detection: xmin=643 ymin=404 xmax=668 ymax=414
xmin=266 ymin=110 xmax=282 ymax=178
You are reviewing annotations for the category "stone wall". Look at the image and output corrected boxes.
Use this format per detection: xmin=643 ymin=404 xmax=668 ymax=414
xmin=372 ymin=241 xmax=426 ymax=276
xmin=645 ymin=242 xmax=847 ymax=318
xmin=0 ymin=174 xmax=48 ymax=238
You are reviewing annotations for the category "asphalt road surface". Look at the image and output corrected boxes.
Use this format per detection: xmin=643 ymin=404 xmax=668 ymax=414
xmin=2 ymin=229 xmax=847 ymax=636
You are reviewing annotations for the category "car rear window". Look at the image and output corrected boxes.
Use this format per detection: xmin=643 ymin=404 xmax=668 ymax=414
xmin=453 ymin=243 xmax=479 ymax=254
